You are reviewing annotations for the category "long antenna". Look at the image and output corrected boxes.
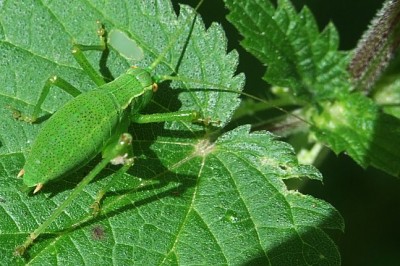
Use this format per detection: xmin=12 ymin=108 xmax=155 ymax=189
xmin=149 ymin=0 xmax=205 ymax=71
xmin=161 ymin=75 xmax=314 ymax=128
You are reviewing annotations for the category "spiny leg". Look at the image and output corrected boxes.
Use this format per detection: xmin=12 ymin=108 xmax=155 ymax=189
xmin=14 ymin=133 xmax=134 ymax=256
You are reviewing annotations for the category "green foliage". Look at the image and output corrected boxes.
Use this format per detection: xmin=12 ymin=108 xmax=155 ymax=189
xmin=0 ymin=0 xmax=342 ymax=265
xmin=225 ymin=0 xmax=400 ymax=177
xmin=312 ymin=93 xmax=400 ymax=176
xmin=224 ymin=0 xmax=350 ymax=100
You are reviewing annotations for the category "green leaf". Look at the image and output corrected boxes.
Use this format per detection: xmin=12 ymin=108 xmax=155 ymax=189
xmin=312 ymin=93 xmax=400 ymax=176
xmin=224 ymin=0 xmax=351 ymax=100
xmin=224 ymin=0 xmax=400 ymax=177
xmin=0 ymin=1 xmax=342 ymax=264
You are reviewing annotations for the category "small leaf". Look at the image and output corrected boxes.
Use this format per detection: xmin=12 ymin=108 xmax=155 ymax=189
xmin=312 ymin=93 xmax=400 ymax=176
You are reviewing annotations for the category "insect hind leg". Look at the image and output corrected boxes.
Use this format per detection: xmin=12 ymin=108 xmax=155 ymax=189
xmin=9 ymin=75 xmax=82 ymax=123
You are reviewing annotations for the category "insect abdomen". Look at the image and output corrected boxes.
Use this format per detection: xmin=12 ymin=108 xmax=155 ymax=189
xmin=22 ymin=88 xmax=125 ymax=188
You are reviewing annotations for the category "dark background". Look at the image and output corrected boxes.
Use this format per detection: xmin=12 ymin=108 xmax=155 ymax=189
xmin=177 ymin=1 xmax=399 ymax=265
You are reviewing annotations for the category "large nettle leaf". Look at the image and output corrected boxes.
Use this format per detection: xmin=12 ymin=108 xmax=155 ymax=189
xmin=224 ymin=0 xmax=400 ymax=177
xmin=0 ymin=1 xmax=342 ymax=265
